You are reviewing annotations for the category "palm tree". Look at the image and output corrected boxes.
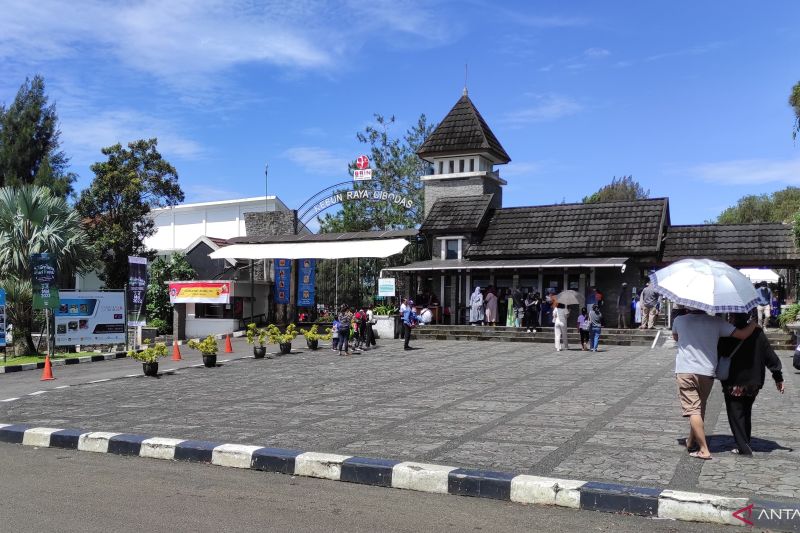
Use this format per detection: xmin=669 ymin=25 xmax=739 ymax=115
xmin=0 ymin=185 xmax=94 ymax=354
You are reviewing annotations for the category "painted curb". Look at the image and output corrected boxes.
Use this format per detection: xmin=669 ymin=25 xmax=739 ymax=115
xmin=0 ymin=350 xmax=131 ymax=374
xmin=1 ymin=422 xmax=796 ymax=531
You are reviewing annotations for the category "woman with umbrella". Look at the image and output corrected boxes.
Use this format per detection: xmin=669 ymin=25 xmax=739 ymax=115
xmin=718 ymin=313 xmax=784 ymax=456
xmin=654 ymin=259 xmax=761 ymax=460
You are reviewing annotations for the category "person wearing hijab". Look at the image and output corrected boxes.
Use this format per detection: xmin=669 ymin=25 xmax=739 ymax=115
xmin=484 ymin=286 xmax=498 ymax=326
xmin=469 ymin=287 xmax=484 ymax=325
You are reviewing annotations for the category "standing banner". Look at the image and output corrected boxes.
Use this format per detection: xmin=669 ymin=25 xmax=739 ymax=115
xmin=31 ymin=252 xmax=59 ymax=309
xmin=274 ymin=259 xmax=291 ymax=304
xmin=0 ymin=289 xmax=6 ymax=348
xmin=127 ymin=256 xmax=147 ymax=326
xmin=297 ymin=259 xmax=315 ymax=307
xmin=168 ymin=282 xmax=230 ymax=304
xmin=54 ymin=291 xmax=125 ymax=346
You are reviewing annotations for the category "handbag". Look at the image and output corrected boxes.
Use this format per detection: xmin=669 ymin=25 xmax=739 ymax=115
xmin=716 ymin=339 xmax=744 ymax=381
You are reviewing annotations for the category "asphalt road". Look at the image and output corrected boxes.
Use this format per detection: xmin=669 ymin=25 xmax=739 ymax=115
xmin=0 ymin=443 xmax=736 ymax=533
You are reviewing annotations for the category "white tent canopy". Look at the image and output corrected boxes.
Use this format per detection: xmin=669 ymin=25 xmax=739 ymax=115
xmin=739 ymin=268 xmax=781 ymax=283
xmin=208 ymin=238 xmax=410 ymax=260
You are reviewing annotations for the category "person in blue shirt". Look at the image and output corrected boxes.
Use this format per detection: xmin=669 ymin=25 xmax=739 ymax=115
xmin=402 ymin=299 xmax=418 ymax=350
xmin=755 ymin=282 xmax=772 ymax=328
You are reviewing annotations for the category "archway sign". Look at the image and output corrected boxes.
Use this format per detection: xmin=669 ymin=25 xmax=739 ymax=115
xmin=296 ymin=156 xmax=417 ymax=226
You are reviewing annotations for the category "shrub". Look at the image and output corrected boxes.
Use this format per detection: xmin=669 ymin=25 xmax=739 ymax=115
xmin=187 ymin=335 xmax=218 ymax=355
xmin=300 ymin=324 xmax=332 ymax=341
xmin=129 ymin=340 xmax=168 ymax=363
xmin=246 ymin=323 xmax=267 ymax=346
xmin=266 ymin=324 xmax=298 ymax=344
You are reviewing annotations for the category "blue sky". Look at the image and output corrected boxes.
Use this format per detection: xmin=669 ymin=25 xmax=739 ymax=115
xmin=1 ymin=0 xmax=799 ymax=225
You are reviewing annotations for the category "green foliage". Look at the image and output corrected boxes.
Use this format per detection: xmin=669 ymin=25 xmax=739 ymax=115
xmin=716 ymin=187 xmax=800 ymax=224
xmin=582 ymin=176 xmax=649 ymax=204
xmin=129 ymin=340 xmax=168 ymax=363
xmin=0 ymin=185 xmax=94 ymax=354
xmin=148 ymin=318 xmax=170 ymax=335
xmin=778 ymin=303 xmax=800 ymax=328
xmin=246 ymin=323 xmax=268 ymax=346
xmin=318 ymin=114 xmax=434 ymax=232
xmin=145 ymin=253 xmax=195 ymax=333
xmin=300 ymin=324 xmax=332 ymax=341
xmin=0 ymin=75 xmax=76 ymax=198
xmin=76 ymin=138 xmax=184 ymax=289
xmin=266 ymin=323 xmax=298 ymax=344
xmin=373 ymin=305 xmax=397 ymax=315
xmin=790 ymin=81 xmax=800 ymax=141
xmin=187 ymin=335 xmax=218 ymax=355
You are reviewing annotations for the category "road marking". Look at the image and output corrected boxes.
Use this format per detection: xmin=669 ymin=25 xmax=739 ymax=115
xmin=88 ymin=379 xmax=110 ymax=384
xmin=55 ymin=385 xmax=70 ymax=389
xmin=162 ymin=368 xmax=175 ymax=372
xmin=124 ymin=374 xmax=139 ymax=378
xmin=192 ymin=364 xmax=204 ymax=368
xmin=1 ymin=398 xmax=19 ymax=402
xmin=28 ymin=391 xmax=47 ymax=396
xmin=220 ymin=359 xmax=230 ymax=363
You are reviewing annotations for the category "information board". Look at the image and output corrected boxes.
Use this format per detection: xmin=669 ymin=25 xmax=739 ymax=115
xmin=54 ymin=291 xmax=125 ymax=346
xmin=378 ymin=278 xmax=396 ymax=297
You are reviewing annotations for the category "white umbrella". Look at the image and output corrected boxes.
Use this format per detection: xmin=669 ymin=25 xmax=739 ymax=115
xmin=739 ymin=268 xmax=780 ymax=284
xmin=651 ymin=258 xmax=759 ymax=313
xmin=554 ymin=290 xmax=584 ymax=306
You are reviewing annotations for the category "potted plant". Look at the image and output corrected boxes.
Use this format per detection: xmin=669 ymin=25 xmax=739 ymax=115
xmin=299 ymin=324 xmax=332 ymax=350
xmin=779 ymin=303 xmax=800 ymax=332
xmin=372 ymin=304 xmax=399 ymax=340
xmin=128 ymin=340 xmax=167 ymax=377
xmin=246 ymin=323 xmax=269 ymax=358
xmin=187 ymin=335 xmax=219 ymax=367
xmin=266 ymin=324 xmax=298 ymax=355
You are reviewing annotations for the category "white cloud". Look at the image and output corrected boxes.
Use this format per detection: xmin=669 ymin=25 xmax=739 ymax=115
xmin=503 ymin=94 xmax=583 ymax=125
xmin=183 ymin=184 xmax=245 ymax=203
xmin=646 ymin=42 xmax=726 ymax=62
xmin=691 ymin=158 xmax=800 ymax=185
xmin=283 ymin=146 xmax=349 ymax=175
xmin=60 ymin=109 xmax=204 ymax=165
xmin=584 ymin=47 xmax=610 ymax=58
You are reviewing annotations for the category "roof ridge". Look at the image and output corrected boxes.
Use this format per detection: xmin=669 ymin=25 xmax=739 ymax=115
xmin=495 ymin=197 xmax=667 ymax=211
xmin=669 ymin=222 xmax=791 ymax=228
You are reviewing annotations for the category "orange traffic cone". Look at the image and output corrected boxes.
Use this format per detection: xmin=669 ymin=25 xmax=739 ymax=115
xmin=172 ymin=340 xmax=182 ymax=361
xmin=41 ymin=355 xmax=55 ymax=381
xmin=224 ymin=334 xmax=233 ymax=353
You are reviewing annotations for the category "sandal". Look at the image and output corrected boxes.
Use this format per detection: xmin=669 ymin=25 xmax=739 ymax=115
xmin=689 ymin=451 xmax=713 ymax=460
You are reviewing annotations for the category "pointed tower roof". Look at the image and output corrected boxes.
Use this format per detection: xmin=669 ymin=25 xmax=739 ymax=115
xmin=417 ymin=94 xmax=511 ymax=164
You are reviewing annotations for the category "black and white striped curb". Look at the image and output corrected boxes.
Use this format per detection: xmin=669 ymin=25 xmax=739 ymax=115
xmin=2 ymin=423 xmax=796 ymax=530
xmin=0 ymin=351 xmax=131 ymax=374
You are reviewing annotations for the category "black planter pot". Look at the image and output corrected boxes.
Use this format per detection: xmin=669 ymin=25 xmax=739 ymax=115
xmin=279 ymin=342 xmax=292 ymax=355
xmin=142 ymin=361 xmax=158 ymax=377
xmin=253 ymin=346 xmax=267 ymax=359
xmin=306 ymin=339 xmax=319 ymax=350
xmin=202 ymin=354 xmax=217 ymax=367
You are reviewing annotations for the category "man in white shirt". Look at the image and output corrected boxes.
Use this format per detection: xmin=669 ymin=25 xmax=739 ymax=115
xmin=672 ymin=309 xmax=757 ymax=460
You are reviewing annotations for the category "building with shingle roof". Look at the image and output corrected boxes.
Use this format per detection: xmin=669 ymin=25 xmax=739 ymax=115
xmin=386 ymin=91 xmax=800 ymax=326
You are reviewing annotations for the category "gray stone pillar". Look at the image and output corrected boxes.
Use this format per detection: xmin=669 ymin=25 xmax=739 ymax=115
xmin=172 ymin=304 xmax=186 ymax=341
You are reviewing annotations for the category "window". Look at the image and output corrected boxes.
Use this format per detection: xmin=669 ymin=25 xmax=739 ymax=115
xmin=445 ymin=239 xmax=459 ymax=260
xmin=438 ymin=161 xmax=443 ymax=174
xmin=469 ymin=159 xmax=475 ymax=172
xmin=449 ymin=160 xmax=455 ymax=173
xmin=195 ymin=297 xmax=244 ymax=319
xmin=459 ymin=159 xmax=465 ymax=172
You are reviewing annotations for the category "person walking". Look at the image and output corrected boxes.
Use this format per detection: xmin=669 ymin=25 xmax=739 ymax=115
xmin=484 ymin=287 xmax=497 ymax=326
xmin=553 ymin=302 xmax=569 ymax=351
xmin=336 ymin=304 xmax=353 ymax=356
xmin=755 ymin=282 xmax=772 ymax=328
xmin=402 ymin=299 xmax=418 ymax=350
xmin=672 ymin=309 xmax=757 ymax=460
xmin=639 ymin=278 xmax=659 ymax=329
xmin=469 ymin=287 xmax=484 ymax=325
xmin=718 ymin=313 xmax=784 ymax=455
xmin=617 ymin=282 xmax=630 ymax=329
xmin=578 ymin=307 xmax=591 ymax=351
xmin=588 ymin=304 xmax=603 ymax=351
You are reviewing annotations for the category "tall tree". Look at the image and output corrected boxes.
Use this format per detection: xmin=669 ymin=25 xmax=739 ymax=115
xmin=715 ymin=186 xmax=800 ymax=224
xmin=145 ymin=253 xmax=195 ymax=334
xmin=76 ymin=139 xmax=184 ymax=289
xmin=791 ymin=80 xmax=800 ymax=141
xmin=0 ymin=185 xmax=94 ymax=354
xmin=318 ymin=114 xmax=435 ymax=232
xmin=0 ymin=75 xmax=76 ymax=198
xmin=582 ymin=175 xmax=649 ymax=203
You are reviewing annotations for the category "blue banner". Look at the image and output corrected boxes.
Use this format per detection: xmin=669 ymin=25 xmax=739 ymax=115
xmin=274 ymin=259 xmax=291 ymax=304
xmin=297 ymin=259 xmax=316 ymax=307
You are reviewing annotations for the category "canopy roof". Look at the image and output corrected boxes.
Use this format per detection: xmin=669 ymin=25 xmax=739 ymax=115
xmin=209 ymin=238 xmax=410 ymax=260
xmin=384 ymin=257 xmax=629 ymax=272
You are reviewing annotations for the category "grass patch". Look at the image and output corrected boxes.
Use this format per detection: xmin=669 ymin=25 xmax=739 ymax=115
xmin=0 ymin=351 xmax=99 ymax=366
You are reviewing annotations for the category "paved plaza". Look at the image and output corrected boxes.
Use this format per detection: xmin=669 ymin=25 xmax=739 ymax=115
xmin=1 ymin=337 xmax=798 ymax=502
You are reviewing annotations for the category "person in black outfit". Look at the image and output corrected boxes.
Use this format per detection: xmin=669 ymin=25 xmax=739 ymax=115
xmin=717 ymin=313 xmax=785 ymax=456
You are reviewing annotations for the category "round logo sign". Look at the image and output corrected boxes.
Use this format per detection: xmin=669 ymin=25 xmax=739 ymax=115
xmin=356 ymin=155 xmax=370 ymax=170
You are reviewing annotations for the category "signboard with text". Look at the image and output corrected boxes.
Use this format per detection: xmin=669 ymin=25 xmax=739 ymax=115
xmin=0 ymin=289 xmax=6 ymax=348
xmin=169 ymin=282 xmax=230 ymax=304
xmin=297 ymin=259 xmax=315 ymax=307
xmin=274 ymin=259 xmax=291 ymax=304
xmin=353 ymin=154 xmax=372 ymax=181
xmin=127 ymin=256 xmax=147 ymax=326
xmin=54 ymin=291 xmax=125 ymax=346
xmin=31 ymin=252 xmax=60 ymax=309
xmin=378 ymin=278 xmax=396 ymax=297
